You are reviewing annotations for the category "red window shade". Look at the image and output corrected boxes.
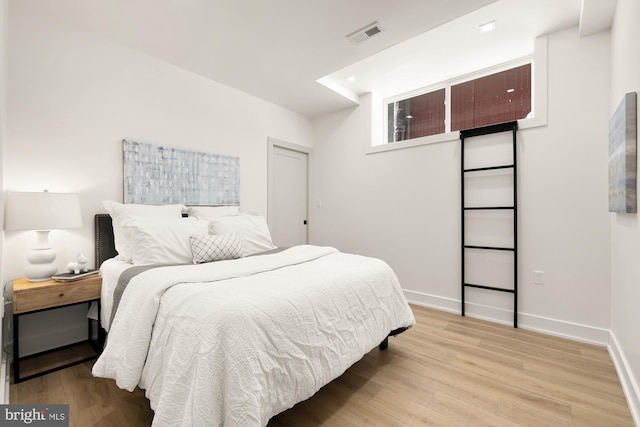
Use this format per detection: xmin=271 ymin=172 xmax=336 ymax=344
xmin=390 ymin=89 xmax=445 ymax=142
xmin=451 ymin=81 xmax=474 ymax=132
xmin=407 ymin=89 xmax=445 ymax=139
xmin=451 ymin=64 xmax=531 ymax=131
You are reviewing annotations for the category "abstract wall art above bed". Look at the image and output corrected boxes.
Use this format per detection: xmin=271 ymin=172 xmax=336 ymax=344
xmin=123 ymin=140 xmax=240 ymax=206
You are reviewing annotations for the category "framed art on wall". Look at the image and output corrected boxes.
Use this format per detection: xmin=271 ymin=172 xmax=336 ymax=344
xmin=123 ymin=140 xmax=240 ymax=206
xmin=608 ymin=92 xmax=637 ymax=213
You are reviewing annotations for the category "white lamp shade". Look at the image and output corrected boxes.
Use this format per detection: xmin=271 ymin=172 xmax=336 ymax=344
xmin=4 ymin=191 xmax=83 ymax=231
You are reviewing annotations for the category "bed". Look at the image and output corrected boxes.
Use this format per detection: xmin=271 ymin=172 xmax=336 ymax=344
xmin=91 ymin=204 xmax=415 ymax=427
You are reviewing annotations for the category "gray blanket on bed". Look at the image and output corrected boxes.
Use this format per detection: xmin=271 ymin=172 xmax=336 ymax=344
xmin=109 ymin=265 xmax=156 ymax=328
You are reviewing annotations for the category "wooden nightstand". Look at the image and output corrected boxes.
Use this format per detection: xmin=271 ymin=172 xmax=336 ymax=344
xmin=12 ymin=275 xmax=102 ymax=383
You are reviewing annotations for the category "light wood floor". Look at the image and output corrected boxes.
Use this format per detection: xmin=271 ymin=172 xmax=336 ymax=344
xmin=11 ymin=305 xmax=634 ymax=426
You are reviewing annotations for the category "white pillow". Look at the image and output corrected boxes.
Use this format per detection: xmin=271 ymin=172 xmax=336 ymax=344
xmin=188 ymin=205 xmax=240 ymax=219
xmin=209 ymin=213 xmax=276 ymax=256
xmin=125 ymin=217 xmax=209 ymax=266
xmin=103 ymin=201 xmax=186 ymax=262
xmin=190 ymin=233 xmax=243 ymax=264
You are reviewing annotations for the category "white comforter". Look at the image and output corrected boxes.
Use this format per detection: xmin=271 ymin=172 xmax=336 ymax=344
xmin=92 ymin=245 xmax=415 ymax=426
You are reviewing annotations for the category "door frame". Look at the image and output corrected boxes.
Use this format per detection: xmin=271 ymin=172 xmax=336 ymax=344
xmin=267 ymin=137 xmax=312 ymax=245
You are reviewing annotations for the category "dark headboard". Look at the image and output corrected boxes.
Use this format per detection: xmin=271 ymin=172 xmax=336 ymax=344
xmin=94 ymin=214 xmax=117 ymax=267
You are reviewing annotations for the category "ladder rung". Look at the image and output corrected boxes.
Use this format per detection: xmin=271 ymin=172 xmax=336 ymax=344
xmin=464 ymin=245 xmax=514 ymax=251
xmin=464 ymin=206 xmax=514 ymax=210
xmin=463 ymin=283 xmax=515 ymax=293
xmin=464 ymin=164 xmax=514 ymax=173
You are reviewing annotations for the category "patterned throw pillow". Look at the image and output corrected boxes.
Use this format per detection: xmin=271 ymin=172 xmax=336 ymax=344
xmin=190 ymin=234 xmax=243 ymax=264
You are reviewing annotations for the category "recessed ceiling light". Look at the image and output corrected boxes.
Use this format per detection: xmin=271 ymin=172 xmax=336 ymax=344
xmin=346 ymin=76 xmax=356 ymax=83
xmin=479 ymin=20 xmax=496 ymax=33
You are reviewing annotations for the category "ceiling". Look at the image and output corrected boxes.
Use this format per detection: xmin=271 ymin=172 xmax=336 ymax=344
xmin=15 ymin=0 xmax=615 ymax=118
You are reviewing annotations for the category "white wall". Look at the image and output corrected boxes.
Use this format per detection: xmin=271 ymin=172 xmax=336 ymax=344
xmin=0 ymin=0 xmax=6 ymax=281
xmin=609 ymin=0 xmax=640 ymax=422
xmin=4 ymin=3 xmax=313 ymax=354
xmin=0 ymin=0 xmax=8 ymax=405
xmin=310 ymin=26 xmax=612 ymax=344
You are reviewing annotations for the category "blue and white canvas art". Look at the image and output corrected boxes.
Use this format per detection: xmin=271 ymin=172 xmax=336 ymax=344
xmin=608 ymin=92 xmax=637 ymax=213
xmin=123 ymin=140 xmax=240 ymax=206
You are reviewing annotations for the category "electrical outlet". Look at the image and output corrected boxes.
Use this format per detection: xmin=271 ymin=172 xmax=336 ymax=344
xmin=534 ymin=270 xmax=544 ymax=285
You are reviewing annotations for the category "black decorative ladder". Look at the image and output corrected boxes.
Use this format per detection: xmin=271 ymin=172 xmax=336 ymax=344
xmin=460 ymin=121 xmax=518 ymax=328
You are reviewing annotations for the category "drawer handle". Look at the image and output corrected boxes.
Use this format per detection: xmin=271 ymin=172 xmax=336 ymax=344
xmin=59 ymin=293 xmax=64 ymax=297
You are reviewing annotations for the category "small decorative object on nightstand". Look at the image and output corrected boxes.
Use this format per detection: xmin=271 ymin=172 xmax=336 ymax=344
xmin=66 ymin=253 xmax=89 ymax=274
xmin=12 ymin=274 xmax=102 ymax=383
xmin=51 ymin=268 xmax=99 ymax=282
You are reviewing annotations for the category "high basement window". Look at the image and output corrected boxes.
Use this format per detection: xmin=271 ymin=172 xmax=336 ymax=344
xmin=385 ymin=63 xmax=532 ymax=144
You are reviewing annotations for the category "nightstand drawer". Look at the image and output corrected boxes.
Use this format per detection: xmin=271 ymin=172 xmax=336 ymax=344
xmin=13 ymin=275 xmax=101 ymax=314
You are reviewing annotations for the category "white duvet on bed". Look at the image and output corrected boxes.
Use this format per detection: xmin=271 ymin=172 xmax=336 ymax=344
xmin=92 ymin=245 xmax=415 ymax=427
xmin=98 ymin=258 xmax=133 ymax=332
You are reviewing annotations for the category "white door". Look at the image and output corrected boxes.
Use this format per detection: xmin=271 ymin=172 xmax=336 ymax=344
xmin=269 ymin=144 xmax=308 ymax=247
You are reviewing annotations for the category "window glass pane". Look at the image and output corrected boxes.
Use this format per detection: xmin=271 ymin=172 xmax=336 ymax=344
xmin=388 ymin=89 xmax=445 ymax=143
xmin=451 ymin=81 xmax=474 ymax=131
xmin=451 ymin=64 xmax=531 ymax=131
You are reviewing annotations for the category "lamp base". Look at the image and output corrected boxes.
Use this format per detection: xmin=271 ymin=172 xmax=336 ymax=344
xmin=27 ymin=276 xmax=56 ymax=283
xmin=25 ymin=238 xmax=58 ymax=282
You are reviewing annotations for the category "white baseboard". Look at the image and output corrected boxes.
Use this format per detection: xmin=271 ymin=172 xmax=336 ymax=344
xmin=403 ymin=289 xmax=610 ymax=346
xmin=609 ymin=332 xmax=640 ymax=426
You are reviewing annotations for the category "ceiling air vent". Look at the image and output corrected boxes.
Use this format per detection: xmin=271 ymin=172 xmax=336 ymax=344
xmin=346 ymin=22 xmax=383 ymax=44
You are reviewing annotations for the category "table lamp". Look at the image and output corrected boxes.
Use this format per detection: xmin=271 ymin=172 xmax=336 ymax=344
xmin=4 ymin=191 xmax=83 ymax=282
